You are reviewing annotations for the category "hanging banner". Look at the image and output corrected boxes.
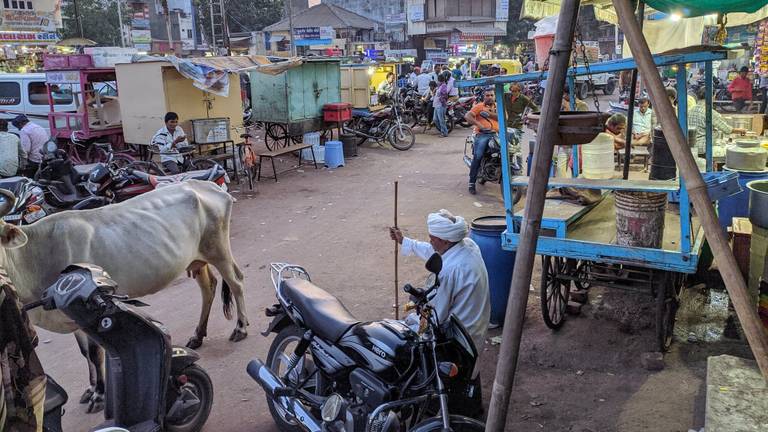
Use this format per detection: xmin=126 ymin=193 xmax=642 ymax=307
xmin=131 ymin=2 xmax=150 ymax=29
xmin=0 ymin=0 xmax=63 ymax=32
xmin=131 ymin=29 xmax=151 ymax=44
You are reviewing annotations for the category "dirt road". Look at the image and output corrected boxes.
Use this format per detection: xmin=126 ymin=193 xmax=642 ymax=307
xmin=37 ymin=126 xmax=750 ymax=431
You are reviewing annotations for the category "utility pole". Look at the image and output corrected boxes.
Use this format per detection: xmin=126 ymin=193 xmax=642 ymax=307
xmin=209 ymin=0 xmax=217 ymax=51
xmin=286 ymin=0 xmax=295 ymax=56
xmin=162 ymin=1 xmax=174 ymax=54
xmin=73 ymin=0 xmax=84 ymax=38
xmin=116 ymin=0 xmax=126 ymax=47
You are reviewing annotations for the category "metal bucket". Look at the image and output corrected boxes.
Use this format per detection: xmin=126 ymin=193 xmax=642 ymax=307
xmin=615 ymin=191 xmax=667 ymax=249
xmin=748 ymin=180 xmax=768 ymax=229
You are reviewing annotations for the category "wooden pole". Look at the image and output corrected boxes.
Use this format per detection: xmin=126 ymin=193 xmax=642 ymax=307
xmin=613 ymin=0 xmax=768 ymax=379
xmin=484 ymin=2 xmax=582 ymax=431
xmin=394 ymin=181 xmax=399 ymax=319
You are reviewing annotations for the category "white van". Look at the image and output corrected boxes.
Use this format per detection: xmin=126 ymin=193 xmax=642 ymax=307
xmin=0 ymin=73 xmax=79 ymax=135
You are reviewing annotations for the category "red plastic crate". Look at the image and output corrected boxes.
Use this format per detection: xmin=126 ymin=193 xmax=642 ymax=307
xmin=323 ymin=103 xmax=352 ymax=122
xmin=68 ymin=54 xmax=94 ymax=69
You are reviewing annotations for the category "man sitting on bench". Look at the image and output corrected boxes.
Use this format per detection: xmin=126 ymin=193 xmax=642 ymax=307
xmin=152 ymin=112 xmax=188 ymax=174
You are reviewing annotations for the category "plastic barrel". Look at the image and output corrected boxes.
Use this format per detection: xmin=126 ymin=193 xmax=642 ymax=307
xmin=615 ymin=191 xmax=667 ymax=249
xmin=650 ymin=126 xmax=676 ymax=180
xmin=719 ymin=167 xmax=768 ymax=232
xmin=324 ymin=141 xmax=345 ymax=168
xmin=469 ymin=216 xmax=515 ymax=326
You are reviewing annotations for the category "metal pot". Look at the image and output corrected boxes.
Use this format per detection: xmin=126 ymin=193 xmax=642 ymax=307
xmin=726 ymin=144 xmax=767 ymax=172
xmin=748 ymin=180 xmax=768 ymax=228
xmin=526 ymin=111 xmax=612 ymax=146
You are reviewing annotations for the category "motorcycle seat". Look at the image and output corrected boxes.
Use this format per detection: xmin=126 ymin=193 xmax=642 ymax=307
xmin=352 ymin=109 xmax=373 ymax=118
xmin=130 ymin=167 xmax=222 ymax=186
xmin=458 ymin=96 xmax=474 ymax=104
xmin=73 ymin=163 xmax=100 ymax=177
xmin=44 ymin=374 xmax=68 ymax=414
xmin=0 ymin=176 xmax=28 ymax=195
xmin=280 ymin=278 xmax=359 ymax=343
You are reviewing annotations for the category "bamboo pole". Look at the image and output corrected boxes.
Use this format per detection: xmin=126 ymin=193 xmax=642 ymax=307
xmin=484 ymin=2 xmax=582 ymax=431
xmin=613 ymin=0 xmax=768 ymax=379
xmin=394 ymin=181 xmax=399 ymax=319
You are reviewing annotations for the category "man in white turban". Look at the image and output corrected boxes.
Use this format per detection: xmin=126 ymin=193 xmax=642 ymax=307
xmin=389 ymin=209 xmax=491 ymax=352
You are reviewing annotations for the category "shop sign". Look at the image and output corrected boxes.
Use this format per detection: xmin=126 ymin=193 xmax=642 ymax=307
xmin=384 ymin=49 xmax=417 ymax=58
xmin=451 ymin=32 xmax=486 ymax=44
xmin=131 ymin=29 xmax=151 ymax=44
xmin=85 ymin=47 xmax=139 ymax=67
xmin=0 ymin=31 xmax=58 ymax=43
xmin=496 ymin=0 xmax=509 ymax=21
xmin=425 ymin=49 xmax=448 ymax=63
xmin=386 ymin=12 xmax=407 ymax=24
xmin=408 ymin=4 xmax=424 ymax=22
xmin=0 ymin=0 xmax=62 ymax=32
xmin=45 ymin=70 xmax=80 ymax=85
xmin=293 ymin=26 xmax=335 ymax=40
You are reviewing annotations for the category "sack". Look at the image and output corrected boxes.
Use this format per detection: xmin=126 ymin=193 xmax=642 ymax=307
xmin=243 ymin=144 xmax=257 ymax=169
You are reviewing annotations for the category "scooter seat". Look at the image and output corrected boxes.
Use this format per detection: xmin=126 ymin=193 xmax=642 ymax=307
xmin=280 ymin=278 xmax=359 ymax=343
xmin=352 ymin=109 xmax=373 ymax=118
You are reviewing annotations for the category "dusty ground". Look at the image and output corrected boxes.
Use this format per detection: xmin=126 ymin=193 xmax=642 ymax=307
xmin=36 ymin=122 xmax=752 ymax=432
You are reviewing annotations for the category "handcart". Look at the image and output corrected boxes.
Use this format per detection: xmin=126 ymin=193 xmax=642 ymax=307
xmin=457 ymin=48 xmax=737 ymax=351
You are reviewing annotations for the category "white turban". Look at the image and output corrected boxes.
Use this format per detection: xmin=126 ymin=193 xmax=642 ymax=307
xmin=427 ymin=209 xmax=468 ymax=242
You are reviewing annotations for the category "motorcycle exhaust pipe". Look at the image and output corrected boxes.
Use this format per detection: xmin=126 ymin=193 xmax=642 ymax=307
xmin=246 ymin=359 xmax=323 ymax=432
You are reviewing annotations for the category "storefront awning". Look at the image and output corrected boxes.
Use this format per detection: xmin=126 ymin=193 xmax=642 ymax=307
xmin=454 ymin=27 xmax=507 ymax=37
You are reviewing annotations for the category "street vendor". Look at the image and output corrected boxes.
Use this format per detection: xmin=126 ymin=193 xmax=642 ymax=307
xmin=389 ymin=209 xmax=491 ymax=349
xmin=377 ymin=72 xmax=396 ymax=101
xmin=728 ymin=66 xmax=753 ymax=112
xmin=690 ymin=88 xmax=747 ymax=155
xmin=605 ymin=113 xmax=628 ymax=151
xmin=151 ymin=112 xmax=188 ymax=174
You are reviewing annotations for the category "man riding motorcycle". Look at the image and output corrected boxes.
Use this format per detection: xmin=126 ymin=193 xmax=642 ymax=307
xmin=465 ymin=89 xmax=499 ymax=195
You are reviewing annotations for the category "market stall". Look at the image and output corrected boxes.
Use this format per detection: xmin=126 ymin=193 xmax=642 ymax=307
xmin=340 ymin=62 xmax=400 ymax=109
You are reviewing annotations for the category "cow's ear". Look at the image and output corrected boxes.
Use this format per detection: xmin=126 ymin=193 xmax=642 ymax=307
xmin=0 ymin=224 xmax=28 ymax=249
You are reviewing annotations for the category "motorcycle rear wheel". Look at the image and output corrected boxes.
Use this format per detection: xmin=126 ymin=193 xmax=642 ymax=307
xmin=265 ymin=325 xmax=323 ymax=432
xmin=411 ymin=415 xmax=486 ymax=432
xmin=165 ymin=364 xmax=214 ymax=432
xmin=388 ymin=124 xmax=415 ymax=151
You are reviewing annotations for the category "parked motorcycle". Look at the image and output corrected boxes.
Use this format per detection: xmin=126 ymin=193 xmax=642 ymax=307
xmin=248 ymin=255 xmax=485 ymax=432
xmin=24 ymin=263 xmax=213 ymax=432
xmin=464 ymin=129 xmax=524 ymax=204
xmin=0 ymin=176 xmax=46 ymax=224
xmin=344 ymin=104 xmax=415 ymax=151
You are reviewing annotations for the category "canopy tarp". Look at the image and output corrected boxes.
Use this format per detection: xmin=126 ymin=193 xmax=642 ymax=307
xmin=645 ymin=0 xmax=768 ymax=17
xmin=522 ymin=1 xmax=768 ymax=54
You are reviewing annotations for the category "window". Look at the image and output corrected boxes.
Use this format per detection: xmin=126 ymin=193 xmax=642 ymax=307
xmin=0 ymin=82 xmax=20 ymax=106
xmin=11 ymin=1 xmax=18 ymax=9
xmin=18 ymin=0 xmax=24 ymax=8
xmin=28 ymin=82 xmax=74 ymax=106
xmin=2 ymin=1 xmax=8 ymax=8
xmin=4 ymin=0 xmax=33 ymax=10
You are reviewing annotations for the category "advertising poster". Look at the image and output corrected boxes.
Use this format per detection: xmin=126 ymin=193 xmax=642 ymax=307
xmin=0 ymin=0 xmax=63 ymax=32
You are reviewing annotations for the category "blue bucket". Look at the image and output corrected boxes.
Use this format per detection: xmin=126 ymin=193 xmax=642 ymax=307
xmin=469 ymin=216 xmax=515 ymax=326
xmin=718 ymin=167 xmax=768 ymax=232
xmin=324 ymin=140 xmax=345 ymax=168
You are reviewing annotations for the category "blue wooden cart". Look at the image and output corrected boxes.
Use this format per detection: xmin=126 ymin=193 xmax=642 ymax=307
xmin=457 ymin=49 xmax=737 ymax=351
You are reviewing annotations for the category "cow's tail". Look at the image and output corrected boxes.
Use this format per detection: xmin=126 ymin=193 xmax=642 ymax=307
xmin=222 ymin=280 xmax=233 ymax=320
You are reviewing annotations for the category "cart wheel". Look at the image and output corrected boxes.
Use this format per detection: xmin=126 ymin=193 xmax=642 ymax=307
xmin=320 ymin=129 xmax=333 ymax=142
xmin=541 ymin=255 xmax=571 ymax=330
xmin=291 ymin=135 xmax=303 ymax=144
xmin=265 ymin=123 xmax=289 ymax=151
xmin=574 ymin=260 xmax=592 ymax=291
xmin=655 ymin=272 xmax=683 ymax=352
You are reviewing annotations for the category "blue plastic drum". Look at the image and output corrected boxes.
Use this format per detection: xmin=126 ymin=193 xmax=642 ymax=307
xmin=469 ymin=216 xmax=516 ymax=326
xmin=324 ymin=140 xmax=345 ymax=168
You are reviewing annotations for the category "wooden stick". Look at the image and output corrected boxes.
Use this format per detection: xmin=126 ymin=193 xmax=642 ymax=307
xmin=394 ymin=181 xmax=399 ymax=319
xmin=484 ymin=2 xmax=582 ymax=431
xmin=614 ymin=0 xmax=768 ymax=380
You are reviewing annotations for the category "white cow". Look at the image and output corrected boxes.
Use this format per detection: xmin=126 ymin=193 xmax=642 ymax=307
xmin=0 ymin=180 xmax=247 ymax=409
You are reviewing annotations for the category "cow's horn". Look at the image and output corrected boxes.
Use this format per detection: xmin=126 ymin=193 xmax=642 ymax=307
xmin=0 ymin=188 xmax=15 ymax=218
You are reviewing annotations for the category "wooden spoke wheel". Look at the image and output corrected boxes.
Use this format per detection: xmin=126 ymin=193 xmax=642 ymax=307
xmin=655 ymin=272 xmax=684 ymax=352
xmin=265 ymin=123 xmax=290 ymax=151
xmin=574 ymin=260 xmax=593 ymax=291
xmin=541 ymin=256 xmax=572 ymax=330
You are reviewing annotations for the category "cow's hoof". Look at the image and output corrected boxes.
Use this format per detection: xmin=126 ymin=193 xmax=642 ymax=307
xmin=229 ymin=329 xmax=248 ymax=342
xmin=186 ymin=336 xmax=203 ymax=349
xmin=79 ymin=388 xmax=94 ymax=404
xmin=87 ymin=392 xmax=105 ymax=413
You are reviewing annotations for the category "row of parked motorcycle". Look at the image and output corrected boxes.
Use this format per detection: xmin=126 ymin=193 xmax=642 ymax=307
xmin=2 ymin=140 xmax=229 ymax=226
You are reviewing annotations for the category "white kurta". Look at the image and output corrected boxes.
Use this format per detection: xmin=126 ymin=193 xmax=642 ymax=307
xmin=401 ymin=237 xmax=491 ymax=352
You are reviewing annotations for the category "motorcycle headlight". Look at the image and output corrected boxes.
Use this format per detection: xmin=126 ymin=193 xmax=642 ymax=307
xmin=321 ymin=393 xmax=346 ymax=423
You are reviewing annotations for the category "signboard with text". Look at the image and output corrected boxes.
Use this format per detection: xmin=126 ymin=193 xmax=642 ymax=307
xmin=293 ymin=26 xmax=335 ymax=40
xmin=0 ymin=0 xmax=63 ymax=32
xmin=0 ymin=31 xmax=58 ymax=43
xmin=131 ymin=29 xmax=151 ymax=44
xmin=496 ymin=0 xmax=509 ymax=21
xmin=45 ymin=70 xmax=80 ymax=84
xmin=386 ymin=12 xmax=406 ymax=24
xmin=408 ymin=4 xmax=424 ymax=22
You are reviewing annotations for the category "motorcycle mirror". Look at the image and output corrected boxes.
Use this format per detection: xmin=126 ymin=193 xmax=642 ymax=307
xmin=425 ymin=253 xmax=442 ymax=275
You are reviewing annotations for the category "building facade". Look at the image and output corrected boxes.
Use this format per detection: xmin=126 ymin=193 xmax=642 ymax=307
xmin=406 ymin=0 xmax=509 ymax=62
xmin=322 ymin=0 xmax=407 ymax=42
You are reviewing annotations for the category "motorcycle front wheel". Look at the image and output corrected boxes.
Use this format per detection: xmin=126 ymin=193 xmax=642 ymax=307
xmin=165 ymin=364 xmax=213 ymax=432
xmin=411 ymin=415 xmax=486 ymax=432
xmin=265 ymin=325 xmax=323 ymax=432
xmin=388 ymin=124 xmax=415 ymax=151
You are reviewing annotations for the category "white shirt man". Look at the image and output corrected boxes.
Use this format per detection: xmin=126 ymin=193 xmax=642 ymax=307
xmin=447 ymin=75 xmax=459 ymax=97
xmin=151 ymin=113 xmax=189 ymax=174
xmin=632 ymin=99 xmax=653 ymax=146
xmin=0 ymin=130 xmax=24 ymax=177
xmin=460 ymin=62 xmax=469 ymax=79
xmin=391 ymin=209 xmax=491 ymax=352
xmin=18 ymin=121 xmax=47 ymax=164
xmin=416 ymin=72 xmax=433 ymax=97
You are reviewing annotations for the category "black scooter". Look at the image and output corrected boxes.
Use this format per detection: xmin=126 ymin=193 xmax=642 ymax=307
xmin=25 ymin=264 xmax=214 ymax=432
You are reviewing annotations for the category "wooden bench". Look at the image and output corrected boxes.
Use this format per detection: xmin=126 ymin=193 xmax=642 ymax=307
xmin=617 ymin=146 xmax=651 ymax=172
xmin=257 ymin=143 xmax=317 ymax=182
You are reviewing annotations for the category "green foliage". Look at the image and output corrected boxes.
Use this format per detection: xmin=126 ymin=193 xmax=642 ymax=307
xmin=195 ymin=0 xmax=285 ymax=36
xmin=60 ymin=0 xmax=128 ymax=46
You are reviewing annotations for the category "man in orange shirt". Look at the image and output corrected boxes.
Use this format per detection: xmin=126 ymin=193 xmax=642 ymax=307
xmin=464 ymin=89 xmax=499 ymax=194
xmin=728 ymin=66 xmax=753 ymax=112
